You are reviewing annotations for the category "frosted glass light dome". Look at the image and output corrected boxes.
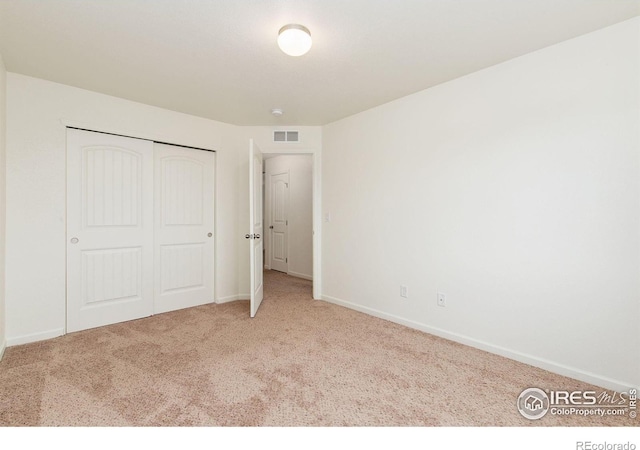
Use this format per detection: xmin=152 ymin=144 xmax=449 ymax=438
xmin=278 ymin=24 xmax=312 ymax=56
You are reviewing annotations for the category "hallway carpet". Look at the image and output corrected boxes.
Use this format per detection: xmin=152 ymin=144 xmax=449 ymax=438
xmin=0 ymin=270 xmax=634 ymax=426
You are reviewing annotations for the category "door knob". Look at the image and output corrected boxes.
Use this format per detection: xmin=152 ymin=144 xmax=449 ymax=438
xmin=245 ymin=234 xmax=251 ymax=239
xmin=269 ymin=226 xmax=274 ymax=229
xmin=70 ymin=237 xmax=79 ymax=244
xmin=255 ymin=234 xmax=260 ymax=239
xmin=207 ymin=233 xmax=212 ymax=237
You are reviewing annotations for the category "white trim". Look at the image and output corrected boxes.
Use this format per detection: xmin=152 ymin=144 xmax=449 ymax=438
xmin=287 ymin=271 xmax=313 ymax=281
xmin=0 ymin=339 xmax=6 ymax=360
xmin=284 ymin=168 xmax=291 ymax=274
xmin=312 ymin=151 xmax=321 ymax=300
xmin=216 ymin=294 xmax=250 ymax=304
xmin=321 ymin=294 xmax=635 ymax=393
xmin=7 ymin=328 xmax=65 ymax=347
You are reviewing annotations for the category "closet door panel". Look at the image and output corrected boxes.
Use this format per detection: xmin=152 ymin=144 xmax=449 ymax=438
xmin=67 ymin=129 xmax=154 ymax=332
xmin=153 ymin=143 xmax=215 ymax=314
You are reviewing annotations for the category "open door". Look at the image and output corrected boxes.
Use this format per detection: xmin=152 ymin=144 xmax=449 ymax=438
xmin=248 ymin=139 xmax=264 ymax=317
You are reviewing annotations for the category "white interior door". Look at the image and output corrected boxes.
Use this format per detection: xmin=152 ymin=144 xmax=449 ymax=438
xmin=153 ymin=143 xmax=215 ymax=314
xmin=67 ymin=128 xmax=154 ymax=333
xmin=249 ymin=139 xmax=264 ymax=317
xmin=269 ymin=171 xmax=289 ymax=273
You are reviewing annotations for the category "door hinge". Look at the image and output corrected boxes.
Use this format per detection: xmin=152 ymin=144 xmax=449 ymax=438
xmin=286 ymin=258 xmax=288 ymax=263
xmin=286 ymin=220 xmax=288 ymax=226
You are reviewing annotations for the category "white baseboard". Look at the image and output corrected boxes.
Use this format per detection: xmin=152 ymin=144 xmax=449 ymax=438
xmin=287 ymin=271 xmax=313 ymax=281
xmin=321 ymin=294 xmax=634 ymax=393
xmin=0 ymin=338 xmax=6 ymax=361
xmin=7 ymin=328 xmax=65 ymax=347
xmin=216 ymin=294 xmax=250 ymax=304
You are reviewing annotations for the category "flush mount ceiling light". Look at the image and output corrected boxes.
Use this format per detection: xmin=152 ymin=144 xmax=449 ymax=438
xmin=271 ymin=108 xmax=283 ymax=117
xmin=277 ymin=24 xmax=312 ymax=56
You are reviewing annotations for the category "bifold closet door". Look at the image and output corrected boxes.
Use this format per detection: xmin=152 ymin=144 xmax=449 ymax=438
xmin=67 ymin=129 xmax=154 ymax=333
xmin=153 ymin=143 xmax=215 ymax=314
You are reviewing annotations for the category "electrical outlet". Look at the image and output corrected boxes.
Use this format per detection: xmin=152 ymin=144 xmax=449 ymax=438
xmin=437 ymin=291 xmax=446 ymax=307
xmin=400 ymin=285 xmax=408 ymax=298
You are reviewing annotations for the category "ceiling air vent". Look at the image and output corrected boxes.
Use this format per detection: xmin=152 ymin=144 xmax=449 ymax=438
xmin=273 ymin=131 xmax=299 ymax=143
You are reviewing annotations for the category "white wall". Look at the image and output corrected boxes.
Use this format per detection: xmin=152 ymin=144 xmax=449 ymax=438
xmin=0 ymin=55 xmax=6 ymax=359
xmin=321 ymin=18 xmax=640 ymax=391
xmin=5 ymin=73 xmax=243 ymax=344
xmin=238 ymin=126 xmax=322 ymax=296
xmin=265 ymin=155 xmax=313 ymax=280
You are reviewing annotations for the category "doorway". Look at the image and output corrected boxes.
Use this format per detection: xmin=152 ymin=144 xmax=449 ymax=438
xmin=264 ymin=154 xmax=313 ymax=281
xmin=247 ymin=139 xmax=321 ymax=318
xmin=253 ymin=153 xmax=313 ymax=318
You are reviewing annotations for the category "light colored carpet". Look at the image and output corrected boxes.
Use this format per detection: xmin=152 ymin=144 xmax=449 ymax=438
xmin=0 ymin=270 xmax=634 ymax=426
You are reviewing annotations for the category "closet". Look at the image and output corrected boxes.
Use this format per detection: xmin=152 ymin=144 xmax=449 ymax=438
xmin=66 ymin=128 xmax=215 ymax=332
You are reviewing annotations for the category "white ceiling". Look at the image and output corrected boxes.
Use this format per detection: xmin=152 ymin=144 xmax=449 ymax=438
xmin=0 ymin=0 xmax=638 ymax=126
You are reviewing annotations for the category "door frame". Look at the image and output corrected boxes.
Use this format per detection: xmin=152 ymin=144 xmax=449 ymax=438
xmin=259 ymin=148 xmax=321 ymax=300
